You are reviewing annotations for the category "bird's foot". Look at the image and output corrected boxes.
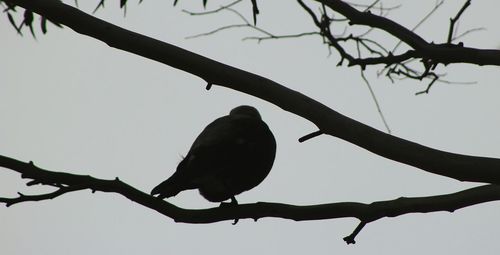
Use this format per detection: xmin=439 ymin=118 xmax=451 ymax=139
xmin=219 ymin=197 xmax=239 ymax=225
xmin=219 ymin=196 xmax=238 ymax=207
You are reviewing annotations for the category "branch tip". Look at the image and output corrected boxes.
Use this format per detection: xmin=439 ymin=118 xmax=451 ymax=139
xmin=206 ymin=83 xmax=212 ymax=90
xmin=343 ymin=221 xmax=367 ymax=245
xmin=298 ymin=130 xmax=323 ymax=143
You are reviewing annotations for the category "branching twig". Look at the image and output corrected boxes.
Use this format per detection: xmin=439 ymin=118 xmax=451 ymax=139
xmin=0 ymin=186 xmax=85 ymax=207
xmin=452 ymin=27 xmax=485 ymax=42
xmin=415 ymin=73 xmax=439 ymax=95
xmin=360 ymin=68 xmax=391 ymax=133
xmin=447 ymin=0 xmax=471 ymax=44
xmin=297 ymin=0 xmax=446 ymax=88
xmin=315 ymin=0 xmax=500 ymax=66
xmin=356 ymin=40 xmax=391 ymax=133
xmin=6 ymin=0 xmax=500 ymax=190
xmin=2 ymin=155 xmax=500 ymax=244
xmin=344 ymin=0 xmax=400 ymax=12
xmin=181 ymin=0 xmax=243 ymax=16
xmin=392 ymin=0 xmax=444 ymax=52
xmin=243 ymin=31 xmax=320 ymax=42
xmin=184 ymin=5 xmax=320 ymax=44
xmin=185 ymin=24 xmax=249 ymax=39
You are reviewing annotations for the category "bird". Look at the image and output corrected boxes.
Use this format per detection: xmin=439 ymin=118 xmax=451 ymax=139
xmin=151 ymin=105 xmax=276 ymax=205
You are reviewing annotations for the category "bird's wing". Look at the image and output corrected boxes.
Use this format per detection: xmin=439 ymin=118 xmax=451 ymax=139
xmin=179 ymin=115 xmax=268 ymax=176
xmin=190 ymin=115 xmax=242 ymax=151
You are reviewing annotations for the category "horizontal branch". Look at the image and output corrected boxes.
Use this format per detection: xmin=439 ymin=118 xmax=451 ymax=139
xmin=1 ymin=155 xmax=500 ymax=244
xmin=317 ymin=0 xmax=500 ymax=66
xmin=0 ymin=185 xmax=85 ymax=207
xmin=347 ymin=50 xmax=416 ymax=67
xmin=5 ymin=0 xmax=500 ymax=184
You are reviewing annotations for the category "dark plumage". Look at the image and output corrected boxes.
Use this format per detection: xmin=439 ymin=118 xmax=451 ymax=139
xmin=151 ymin=105 xmax=276 ymax=203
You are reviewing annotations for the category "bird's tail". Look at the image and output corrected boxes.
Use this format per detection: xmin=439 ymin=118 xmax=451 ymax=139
xmin=150 ymin=175 xmax=184 ymax=199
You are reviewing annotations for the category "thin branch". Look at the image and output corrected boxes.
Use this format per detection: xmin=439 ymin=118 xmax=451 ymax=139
xmin=185 ymin=24 xmax=249 ymax=39
xmin=298 ymin=0 xmax=448 ymax=88
xmin=224 ymin=5 xmax=252 ymax=24
xmin=184 ymin=6 xmax=277 ymax=41
xmin=360 ymin=68 xmax=391 ymax=133
xmin=435 ymin=77 xmax=476 ymax=86
xmin=392 ymin=0 xmax=444 ymax=52
xmin=361 ymin=0 xmax=380 ymax=12
xmin=356 ymin=40 xmax=391 ymax=133
xmin=0 ymin=186 xmax=85 ymax=207
xmin=1 ymin=155 xmax=500 ymax=244
xmin=181 ymin=0 xmax=243 ymax=16
xmin=415 ymin=73 xmax=439 ymax=95
xmin=250 ymin=0 xmax=258 ymax=25
xmin=297 ymin=0 xmax=321 ymax=27
xmin=344 ymin=0 xmax=400 ymax=12
xmin=183 ymin=5 xmax=320 ymax=44
xmin=343 ymin=221 xmax=366 ymax=244
xmin=452 ymin=27 xmax=485 ymax=42
xmin=447 ymin=0 xmax=471 ymax=44
xmin=298 ymin=130 xmax=323 ymax=142
xmin=316 ymin=0 xmax=500 ymax=66
xmin=243 ymin=31 xmax=320 ymax=42
xmin=92 ymin=0 xmax=105 ymax=14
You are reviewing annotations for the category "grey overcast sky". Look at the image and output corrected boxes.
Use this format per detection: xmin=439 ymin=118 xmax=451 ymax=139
xmin=2 ymin=1 xmax=500 ymax=254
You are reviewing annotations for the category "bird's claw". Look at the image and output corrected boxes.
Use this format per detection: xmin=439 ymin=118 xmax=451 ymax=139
xmin=219 ymin=197 xmax=240 ymax=225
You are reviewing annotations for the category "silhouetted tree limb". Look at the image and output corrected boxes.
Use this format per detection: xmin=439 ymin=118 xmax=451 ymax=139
xmin=181 ymin=3 xmax=320 ymax=43
xmin=174 ymin=0 xmax=479 ymax=98
xmin=447 ymin=0 xmax=471 ymax=44
xmin=1 ymin=154 xmax=500 ymax=244
xmin=314 ymin=0 xmax=500 ymax=66
xmin=5 ymin=0 xmax=500 ymax=185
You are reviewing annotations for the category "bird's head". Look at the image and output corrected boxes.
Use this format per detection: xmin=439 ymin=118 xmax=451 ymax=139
xmin=229 ymin=105 xmax=261 ymax=119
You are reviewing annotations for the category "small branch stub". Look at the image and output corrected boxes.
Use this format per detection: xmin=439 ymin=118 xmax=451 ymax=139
xmin=298 ymin=130 xmax=323 ymax=142
xmin=343 ymin=221 xmax=367 ymax=245
xmin=206 ymin=82 xmax=213 ymax=90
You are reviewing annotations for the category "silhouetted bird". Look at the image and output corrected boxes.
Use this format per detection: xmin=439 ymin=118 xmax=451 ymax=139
xmin=151 ymin=105 xmax=276 ymax=204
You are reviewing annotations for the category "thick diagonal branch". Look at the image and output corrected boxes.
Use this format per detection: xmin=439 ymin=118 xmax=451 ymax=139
xmin=5 ymin=0 xmax=500 ymax=184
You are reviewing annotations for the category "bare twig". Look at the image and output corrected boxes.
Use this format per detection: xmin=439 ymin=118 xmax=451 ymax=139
xmin=343 ymin=221 xmax=366 ymax=244
xmin=297 ymin=0 xmax=321 ymax=27
xmin=185 ymin=24 xmax=249 ymax=39
xmin=2 ymin=155 xmax=500 ymax=244
xmin=243 ymin=31 xmax=320 ymax=42
xmin=92 ymin=0 xmax=105 ymax=14
xmin=392 ymin=0 xmax=444 ymax=52
xmin=344 ymin=0 xmax=400 ymax=12
xmin=298 ymin=130 xmax=323 ymax=142
xmin=452 ymin=27 xmax=485 ymax=42
xmin=447 ymin=0 xmax=471 ymax=44
xmin=415 ymin=73 xmax=439 ymax=95
xmin=360 ymin=68 xmax=391 ymax=133
xmin=356 ymin=40 xmax=391 ymax=133
xmin=0 ymin=186 xmax=85 ymax=207
xmin=315 ymin=0 xmax=500 ymax=66
xmin=184 ymin=5 xmax=319 ymax=44
xmin=181 ymin=0 xmax=243 ymax=16
xmin=250 ymin=0 xmax=258 ymax=25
